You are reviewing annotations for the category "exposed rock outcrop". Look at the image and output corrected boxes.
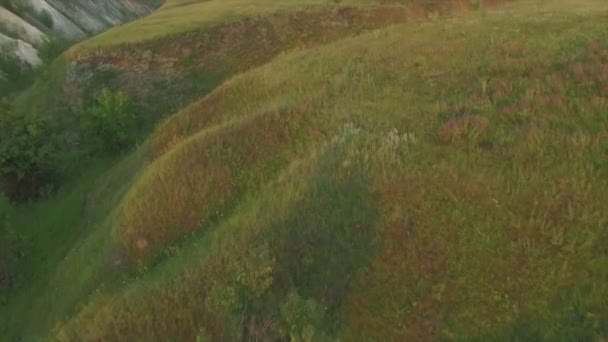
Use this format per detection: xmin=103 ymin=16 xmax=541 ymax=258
xmin=0 ymin=32 xmax=41 ymax=64
xmin=0 ymin=0 xmax=157 ymax=65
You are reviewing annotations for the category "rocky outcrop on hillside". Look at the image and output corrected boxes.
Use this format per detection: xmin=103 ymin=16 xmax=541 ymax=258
xmin=0 ymin=0 xmax=157 ymax=65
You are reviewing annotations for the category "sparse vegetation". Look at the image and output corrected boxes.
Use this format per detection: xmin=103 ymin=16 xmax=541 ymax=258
xmin=37 ymin=36 xmax=70 ymax=64
xmin=1 ymin=0 xmax=608 ymax=340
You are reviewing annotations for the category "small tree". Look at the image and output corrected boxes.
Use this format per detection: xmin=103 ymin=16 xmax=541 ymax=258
xmin=0 ymin=101 xmax=54 ymax=200
xmin=81 ymin=88 xmax=137 ymax=152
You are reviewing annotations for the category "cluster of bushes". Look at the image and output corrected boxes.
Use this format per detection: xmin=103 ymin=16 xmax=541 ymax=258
xmin=0 ymin=1 xmax=75 ymax=200
xmin=0 ymin=41 xmax=69 ymax=100
xmin=0 ymin=89 xmax=139 ymax=201
xmin=0 ymin=100 xmax=54 ymax=200
xmin=37 ymin=37 xmax=70 ymax=64
xmin=80 ymin=88 xmax=138 ymax=152
xmin=0 ymin=55 xmax=36 ymax=97
xmin=34 ymin=9 xmax=54 ymax=29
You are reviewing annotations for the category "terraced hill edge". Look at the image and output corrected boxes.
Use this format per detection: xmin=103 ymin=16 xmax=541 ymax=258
xmin=9 ymin=1 xmax=492 ymax=199
xmin=1 ymin=2 xmax=511 ymax=339
xmin=51 ymin=0 xmax=608 ymax=340
xmin=5 ymin=0 xmax=608 ymax=340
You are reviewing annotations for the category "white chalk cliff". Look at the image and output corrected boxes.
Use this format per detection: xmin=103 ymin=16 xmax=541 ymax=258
xmin=0 ymin=0 xmax=157 ymax=65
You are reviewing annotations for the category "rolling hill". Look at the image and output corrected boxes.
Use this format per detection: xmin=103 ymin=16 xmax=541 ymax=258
xmin=1 ymin=0 xmax=608 ymax=340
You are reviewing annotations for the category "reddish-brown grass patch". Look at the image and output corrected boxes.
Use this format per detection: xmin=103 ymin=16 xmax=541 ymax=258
xmin=119 ymin=146 xmax=235 ymax=259
xmin=437 ymin=115 xmax=490 ymax=143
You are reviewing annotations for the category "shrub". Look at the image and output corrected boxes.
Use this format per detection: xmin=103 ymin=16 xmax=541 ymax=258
xmin=0 ymin=54 xmax=36 ymax=96
xmin=37 ymin=36 xmax=70 ymax=64
xmin=36 ymin=9 xmax=54 ymax=28
xmin=0 ymin=101 xmax=55 ymax=200
xmin=80 ymin=88 xmax=138 ymax=152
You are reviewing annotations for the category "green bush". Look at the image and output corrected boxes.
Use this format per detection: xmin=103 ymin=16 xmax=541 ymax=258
xmin=0 ymin=101 xmax=55 ymax=200
xmin=80 ymin=88 xmax=138 ymax=152
xmin=38 ymin=36 xmax=69 ymax=64
xmin=0 ymin=54 xmax=36 ymax=97
xmin=36 ymin=9 xmax=54 ymax=28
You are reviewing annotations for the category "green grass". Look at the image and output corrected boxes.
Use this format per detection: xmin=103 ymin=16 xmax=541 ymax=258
xmin=3 ymin=0 xmax=608 ymax=340
xmin=0 ymin=158 xmax=123 ymax=340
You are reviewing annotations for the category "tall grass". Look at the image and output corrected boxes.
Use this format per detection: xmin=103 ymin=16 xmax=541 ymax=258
xmin=50 ymin=0 xmax=608 ymax=339
xmin=3 ymin=0 xmax=608 ymax=340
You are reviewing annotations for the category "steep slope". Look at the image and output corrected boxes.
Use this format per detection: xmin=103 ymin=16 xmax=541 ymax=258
xmin=2 ymin=0 xmax=608 ymax=340
xmin=49 ymin=0 xmax=608 ymax=340
xmin=10 ymin=0 xmax=465 ymax=196
xmin=1 ymin=1 xmax=481 ymax=340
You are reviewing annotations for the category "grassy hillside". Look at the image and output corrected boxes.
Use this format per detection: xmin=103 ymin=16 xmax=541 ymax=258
xmin=2 ymin=0 xmax=608 ymax=340
xmin=71 ymin=0 xmax=438 ymax=50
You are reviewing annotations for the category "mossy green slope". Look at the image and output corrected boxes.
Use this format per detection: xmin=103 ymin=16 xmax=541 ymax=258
xmin=47 ymin=0 xmax=608 ymax=340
